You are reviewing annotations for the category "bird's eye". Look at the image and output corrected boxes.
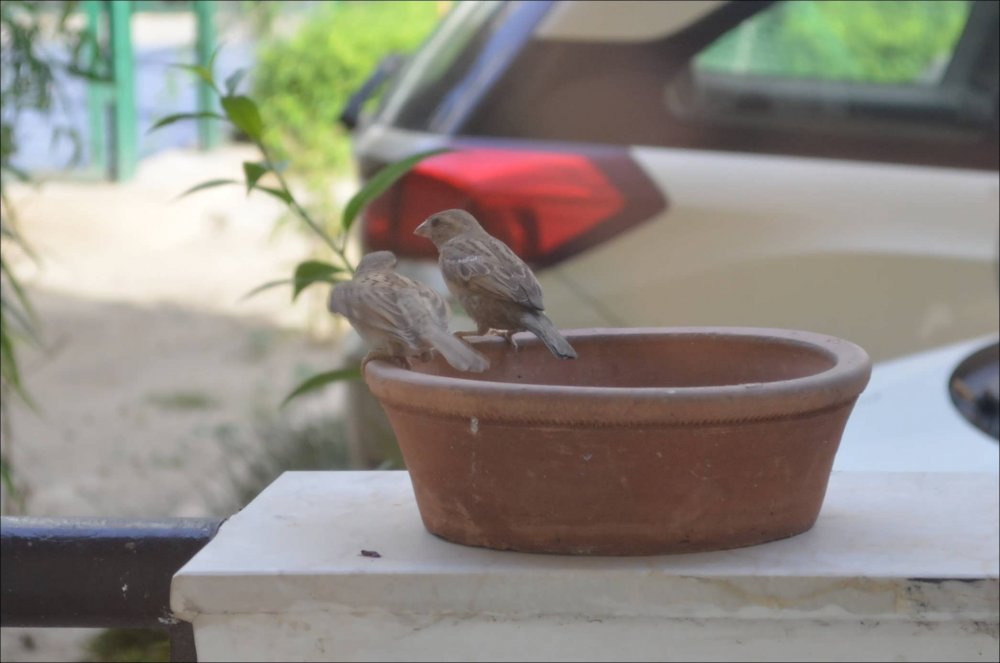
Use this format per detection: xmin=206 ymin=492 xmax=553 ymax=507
xmin=430 ymin=217 xmax=439 ymax=227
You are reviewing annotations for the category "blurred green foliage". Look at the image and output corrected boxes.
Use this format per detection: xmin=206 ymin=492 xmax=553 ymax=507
xmin=1 ymin=0 xmax=97 ymax=511
xmin=2 ymin=0 xmax=74 ymax=412
xmin=697 ymin=0 xmax=972 ymax=83
xmin=154 ymin=43 xmax=447 ymax=405
xmin=252 ymin=1 xmax=444 ymax=185
xmin=85 ymin=629 xmax=169 ymax=663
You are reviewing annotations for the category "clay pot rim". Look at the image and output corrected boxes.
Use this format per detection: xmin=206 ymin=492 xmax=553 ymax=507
xmin=364 ymin=326 xmax=872 ymax=426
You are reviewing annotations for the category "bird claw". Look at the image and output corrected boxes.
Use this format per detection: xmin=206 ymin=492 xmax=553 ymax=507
xmin=500 ymin=330 xmax=519 ymax=352
xmin=455 ymin=328 xmax=518 ymax=351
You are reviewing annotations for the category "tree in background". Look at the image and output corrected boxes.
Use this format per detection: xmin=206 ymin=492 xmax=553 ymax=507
xmin=1 ymin=0 xmax=95 ymax=510
xmin=252 ymin=1 xmax=445 ymax=197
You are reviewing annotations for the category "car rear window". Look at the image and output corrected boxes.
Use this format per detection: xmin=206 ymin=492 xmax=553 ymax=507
xmin=377 ymin=1 xmax=508 ymax=131
xmin=694 ymin=1 xmax=974 ymax=85
xmin=456 ymin=0 xmax=998 ymax=171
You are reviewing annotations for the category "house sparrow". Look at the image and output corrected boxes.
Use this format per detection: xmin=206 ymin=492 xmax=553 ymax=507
xmin=328 ymin=250 xmax=489 ymax=372
xmin=414 ymin=209 xmax=578 ymax=359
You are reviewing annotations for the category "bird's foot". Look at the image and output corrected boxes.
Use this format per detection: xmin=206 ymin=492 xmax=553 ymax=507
xmin=500 ymin=330 xmax=519 ymax=352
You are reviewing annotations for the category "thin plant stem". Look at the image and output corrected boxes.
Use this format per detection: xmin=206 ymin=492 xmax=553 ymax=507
xmin=259 ymin=145 xmax=356 ymax=275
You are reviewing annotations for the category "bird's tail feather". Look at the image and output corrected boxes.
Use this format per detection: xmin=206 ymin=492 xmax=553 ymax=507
xmin=426 ymin=328 xmax=490 ymax=372
xmin=522 ymin=313 xmax=577 ymax=359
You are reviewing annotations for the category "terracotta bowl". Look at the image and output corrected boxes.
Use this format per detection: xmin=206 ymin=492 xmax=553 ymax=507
xmin=364 ymin=327 xmax=871 ymax=555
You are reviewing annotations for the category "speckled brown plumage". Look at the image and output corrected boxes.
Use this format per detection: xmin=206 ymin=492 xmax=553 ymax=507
xmin=414 ymin=209 xmax=577 ymax=359
xmin=328 ymin=250 xmax=489 ymax=372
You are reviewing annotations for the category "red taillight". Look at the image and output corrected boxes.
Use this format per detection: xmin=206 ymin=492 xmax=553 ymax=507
xmin=362 ymin=148 xmax=666 ymax=268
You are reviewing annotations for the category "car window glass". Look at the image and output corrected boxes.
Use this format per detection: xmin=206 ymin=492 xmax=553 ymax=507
xmin=694 ymin=0 xmax=972 ymax=85
xmin=665 ymin=0 xmax=997 ymax=148
xmin=378 ymin=0 xmax=507 ymax=130
xmin=455 ymin=0 xmax=996 ymax=169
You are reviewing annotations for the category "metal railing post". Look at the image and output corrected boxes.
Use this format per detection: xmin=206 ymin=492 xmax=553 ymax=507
xmin=83 ymin=0 xmax=110 ymax=176
xmin=193 ymin=0 xmax=220 ymax=150
xmin=108 ymin=0 xmax=137 ymax=181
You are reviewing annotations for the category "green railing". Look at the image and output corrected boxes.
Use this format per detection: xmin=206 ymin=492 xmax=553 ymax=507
xmin=83 ymin=0 xmax=220 ymax=182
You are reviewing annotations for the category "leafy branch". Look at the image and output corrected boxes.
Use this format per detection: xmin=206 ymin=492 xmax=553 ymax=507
xmin=2 ymin=0 xmax=102 ymax=510
xmin=154 ymin=53 xmax=446 ymax=405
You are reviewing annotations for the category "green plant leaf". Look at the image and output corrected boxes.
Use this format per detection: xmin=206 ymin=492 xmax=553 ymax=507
xmin=254 ymin=185 xmax=293 ymax=205
xmin=0 ymin=455 xmax=21 ymax=509
xmin=0 ymin=216 xmax=38 ymax=262
xmin=63 ymin=63 xmax=112 ymax=83
xmin=341 ymin=148 xmax=449 ymax=233
xmin=281 ymin=366 xmax=362 ymax=408
xmin=0 ymin=318 xmax=36 ymax=410
xmin=208 ymin=42 xmax=225 ymax=73
xmin=148 ymin=111 xmax=225 ymax=134
xmin=221 ymin=95 xmax=264 ymax=142
xmin=0 ymin=259 xmax=38 ymax=328
xmin=240 ymin=266 xmax=346 ymax=303
xmin=239 ymin=278 xmax=295 ymax=302
xmin=292 ymin=260 xmax=342 ymax=301
xmin=172 ymin=63 xmax=218 ymax=92
xmin=243 ymin=161 xmax=268 ymax=194
xmin=0 ymin=164 xmax=30 ymax=183
xmin=0 ymin=297 xmax=39 ymax=341
xmin=175 ymin=179 xmax=240 ymax=200
xmin=224 ymin=68 xmax=247 ymax=95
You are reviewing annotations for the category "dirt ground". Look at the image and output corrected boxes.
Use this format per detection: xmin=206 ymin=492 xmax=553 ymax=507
xmin=1 ymin=144 xmax=358 ymax=661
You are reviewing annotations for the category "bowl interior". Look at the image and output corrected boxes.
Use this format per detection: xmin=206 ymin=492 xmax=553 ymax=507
xmin=414 ymin=330 xmax=838 ymax=389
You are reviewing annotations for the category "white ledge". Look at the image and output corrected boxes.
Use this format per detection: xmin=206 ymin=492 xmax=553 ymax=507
xmin=172 ymin=471 xmax=999 ymax=662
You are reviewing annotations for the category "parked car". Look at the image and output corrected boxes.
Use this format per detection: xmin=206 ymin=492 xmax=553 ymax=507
xmin=339 ymin=0 xmax=999 ymax=467
xmin=836 ymin=334 xmax=998 ymax=473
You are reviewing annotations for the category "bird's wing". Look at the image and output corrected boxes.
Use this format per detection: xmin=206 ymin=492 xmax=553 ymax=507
xmin=332 ymin=274 xmax=424 ymax=348
xmin=411 ymin=279 xmax=451 ymax=327
xmin=327 ymin=281 xmax=355 ymax=316
xmin=441 ymin=236 xmax=544 ymax=311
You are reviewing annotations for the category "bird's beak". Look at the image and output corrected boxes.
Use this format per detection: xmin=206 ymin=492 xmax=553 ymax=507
xmin=413 ymin=220 xmax=430 ymax=238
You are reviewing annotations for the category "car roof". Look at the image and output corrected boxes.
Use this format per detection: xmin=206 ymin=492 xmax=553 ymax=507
xmin=536 ymin=0 xmax=728 ymax=43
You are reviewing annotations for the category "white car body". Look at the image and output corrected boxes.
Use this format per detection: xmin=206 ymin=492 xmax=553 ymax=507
xmin=343 ymin=0 xmax=1000 ymax=466
xmin=835 ymin=334 xmax=999 ymax=473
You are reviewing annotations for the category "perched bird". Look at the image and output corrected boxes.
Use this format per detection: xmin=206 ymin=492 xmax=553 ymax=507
xmin=414 ymin=209 xmax=577 ymax=359
xmin=328 ymin=250 xmax=489 ymax=372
